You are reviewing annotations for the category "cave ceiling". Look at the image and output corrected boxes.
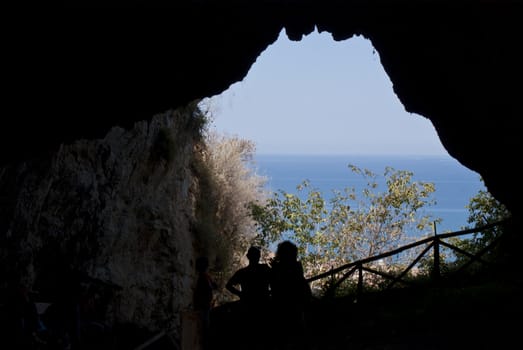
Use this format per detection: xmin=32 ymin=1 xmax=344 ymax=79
xmin=3 ymin=1 xmax=522 ymax=216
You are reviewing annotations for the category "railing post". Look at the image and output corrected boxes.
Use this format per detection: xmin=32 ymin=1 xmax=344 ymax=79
xmin=326 ymin=266 xmax=335 ymax=298
xmin=432 ymin=221 xmax=440 ymax=282
xmin=357 ymin=262 xmax=363 ymax=301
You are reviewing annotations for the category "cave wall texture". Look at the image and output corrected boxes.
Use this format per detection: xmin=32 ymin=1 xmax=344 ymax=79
xmin=3 ymin=3 xmax=521 ymax=261
xmin=1 ymin=108 xmax=203 ymax=336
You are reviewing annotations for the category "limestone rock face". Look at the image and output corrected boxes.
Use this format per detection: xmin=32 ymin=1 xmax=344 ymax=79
xmin=0 ymin=107 xmax=203 ymax=336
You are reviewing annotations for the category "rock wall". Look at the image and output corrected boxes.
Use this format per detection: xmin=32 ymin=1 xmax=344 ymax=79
xmin=0 ymin=106 xmax=205 ymax=338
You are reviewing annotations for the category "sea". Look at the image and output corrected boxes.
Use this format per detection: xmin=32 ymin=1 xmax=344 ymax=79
xmin=253 ymin=154 xmax=486 ymax=238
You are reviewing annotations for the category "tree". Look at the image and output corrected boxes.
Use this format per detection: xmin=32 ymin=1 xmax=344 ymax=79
xmin=465 ymin=179 xmax=511 ymax=241
xmin=251 ymin=164 xmax=440 ymax=288
xmin=448 ymin=178 xmax=511 ymax=266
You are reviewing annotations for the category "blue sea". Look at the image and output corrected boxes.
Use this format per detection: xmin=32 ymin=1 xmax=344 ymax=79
xmin=253 ymin=154 xmax=486 ymax=237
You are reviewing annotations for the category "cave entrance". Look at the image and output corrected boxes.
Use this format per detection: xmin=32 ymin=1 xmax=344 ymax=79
xmin=200 ymin=28 xmax=485 ymax=234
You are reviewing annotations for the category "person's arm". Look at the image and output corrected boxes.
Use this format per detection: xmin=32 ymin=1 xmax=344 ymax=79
xmin=225 ymin=272 xmax=242 ymax=298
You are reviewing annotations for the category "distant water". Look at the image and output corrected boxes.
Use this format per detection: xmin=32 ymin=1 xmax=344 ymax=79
xmin=253 ymin=154 xmax=486 ymax=236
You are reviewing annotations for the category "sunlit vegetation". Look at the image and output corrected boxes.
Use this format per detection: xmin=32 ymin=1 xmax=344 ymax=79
xmin=193 ymin=102 xmax=510 ymax=301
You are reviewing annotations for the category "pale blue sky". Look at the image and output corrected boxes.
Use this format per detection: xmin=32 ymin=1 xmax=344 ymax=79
xmin=202 ymin=28 xmax=448 ymax=156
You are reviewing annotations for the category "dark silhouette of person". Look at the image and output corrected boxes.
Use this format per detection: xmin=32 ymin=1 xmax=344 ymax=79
xmin=42 ymin=269 xmax=83 ymax=349
xmin=225 ymin=246 xmax=271 ymax=349
xmin=193 ymin=256 xmax=217 ymax=350
xmin=78 ymin=283 xmax=111 ymax=347
xmin=226 ymin=246 xmax=271 ymax=304
xmin=4 ymin=279 xmax=39 ymax=350
xmin=269 ymin=240 xmax=312 ymax=349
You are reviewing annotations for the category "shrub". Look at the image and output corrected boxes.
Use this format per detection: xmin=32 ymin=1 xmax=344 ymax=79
xmin=191 ymin=117 xmax=269 ymax=303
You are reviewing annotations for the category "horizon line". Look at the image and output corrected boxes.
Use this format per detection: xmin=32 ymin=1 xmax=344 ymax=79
xmin=255 ymin=152 xmax=452 ymax=157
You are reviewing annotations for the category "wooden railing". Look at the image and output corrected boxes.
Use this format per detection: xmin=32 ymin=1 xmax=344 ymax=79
xmin=305 ymin=218 xmax=511 ymax=299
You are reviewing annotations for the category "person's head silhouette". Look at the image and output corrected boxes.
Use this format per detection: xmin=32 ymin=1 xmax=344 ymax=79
xmin=246 ymin=246 xmax=261 ymax=264
xmin=275 ymin=240 xmax=298 ymax=264
xmin=195 ymin=256 xmax=209 ymax=273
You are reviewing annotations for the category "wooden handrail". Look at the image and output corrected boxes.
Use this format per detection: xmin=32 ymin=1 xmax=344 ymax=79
xmin=388 ymin=242 xmax=434 ymax=289
xmin=307 ymin=236 xmax=434 ymax=283
xmin=133 ymin=331 xmax=166 ymax=350
xmin=305 ymin=218 xmax=511 ymax=292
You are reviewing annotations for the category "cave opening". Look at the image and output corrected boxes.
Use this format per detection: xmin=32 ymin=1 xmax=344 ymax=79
xmin=201 ymin=28 xmax=486 ymax=234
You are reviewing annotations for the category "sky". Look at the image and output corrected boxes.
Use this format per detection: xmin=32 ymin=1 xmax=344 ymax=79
xmin=201 ymin=28 xmax=448 ymax=156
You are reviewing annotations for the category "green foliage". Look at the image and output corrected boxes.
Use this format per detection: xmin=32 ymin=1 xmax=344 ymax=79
xmin=449 ymin=178 xmax=511 ymax=266
xmin=185 ymin=100 xmax=209 ymax=137
xmin=251 ymin=164 xmax=440 ymax=291
xmin=464 ymin=180 xmax=511 ymax=242
xmin=150 ymin=101 xmax=209 ymax=165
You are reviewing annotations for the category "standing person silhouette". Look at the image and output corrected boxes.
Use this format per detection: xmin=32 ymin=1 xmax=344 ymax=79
xmin=225 ymin=246 xmax=271 ymax=349
xmin=5 ymin=279 xmax=39 ymax=350
xmin=193 ymin=256 xmax=217 ymax=350
xmin=269 ymin=240 xmax=312 ymax=349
